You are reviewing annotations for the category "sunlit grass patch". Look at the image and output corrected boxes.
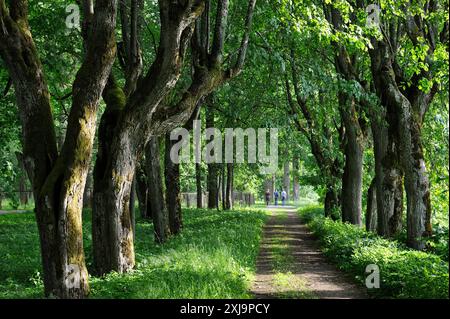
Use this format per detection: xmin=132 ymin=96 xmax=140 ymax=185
xmin=272 ymin=272 xmax=316 ymax=299
xmin=0 ymin=207 xmax=267 ymax=299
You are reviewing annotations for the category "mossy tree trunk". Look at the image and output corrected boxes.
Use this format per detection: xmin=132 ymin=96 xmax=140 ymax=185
xmin=92 ymin=0 xmax=256 ymax=274
xmin=0 ymin=0 xmax=118 ymax=297
xmin=369 ymin=38 xmax=435 ymax=249
xmin=371 ymin=110 xmax=403 ymax=237
xmin=339 ymin=94 xmax=364 ymax=226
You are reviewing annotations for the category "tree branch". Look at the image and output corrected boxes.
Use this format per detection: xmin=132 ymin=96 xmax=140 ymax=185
xmin=210 ymin=0 xmax=229 ymax=64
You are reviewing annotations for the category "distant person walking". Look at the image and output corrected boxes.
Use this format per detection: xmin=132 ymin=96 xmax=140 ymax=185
xmin=265 ymin=190 xmax=270 ymax=206
xmin=274 ymin=190 xmax=279 ymax=206
xmin=281 ymin=190 xmax=287 ymax=206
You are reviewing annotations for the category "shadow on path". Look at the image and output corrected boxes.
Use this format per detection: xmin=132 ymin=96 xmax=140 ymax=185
xmin=251 ymin=207 xmax=368 ymax=299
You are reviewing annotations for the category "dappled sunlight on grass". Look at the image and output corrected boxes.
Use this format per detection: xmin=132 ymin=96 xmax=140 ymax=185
xmin=0 ymin=208 xmax=267 ymax=298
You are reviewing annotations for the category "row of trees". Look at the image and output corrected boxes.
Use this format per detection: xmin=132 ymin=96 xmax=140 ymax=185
xmin=0 ymin=0 xmax=448 ymax=299
xmin=261 ymin=0 xmax=448 ymax=251
xmin=0 ymin=0 xmax=257 ymax=298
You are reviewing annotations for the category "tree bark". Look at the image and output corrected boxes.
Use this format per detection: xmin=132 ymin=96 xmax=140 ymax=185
xmin=92 ymin=2 xmax=205 ymax=274
xmin=283 ymin=161 xmax=290 ymax=202
xmin=339 ymin=95 xmax=364 ymax=226
xmin=366 ymin=178 xmax=377 ymax=232
xmin=369 ymin=39 xmax=432 ymax=249
xmin=371 ymin=114 xmax=403 ymax=237
xmin=92 ymin=77 xmax=129 ymax=276
xmin=196 ymin=163 xmax=203 ymax=208
xmin=225 ymin=163 xmax=233 ymax=210
xmin=324 ymin=185 xmax=339 ymax=220
xmin=135 ymin=162 xmax=150 ymax=219
xmin=164 ymin=100 xmax=201 ymax=229
xmin=146 ymin=137 xmax=170 ymax=243
xmin=83 ymin=167 xmax=93 ymax=209
xmin=206 ymin=96 xmax=219 ymax=209
xmin=92 ymin=0 xmax=256 ymax=273
xmin=0 ymin=0 xmax=118 ymax=298
xmin=221 ymin=164 xmax=226 ymax=210
xmin=292 ymin=155 xmax=300 ymax=202
xmin=129 ymin=176 xmax=136 ymax=242
xmin=164 ymin=134 xmax=182 ymax=235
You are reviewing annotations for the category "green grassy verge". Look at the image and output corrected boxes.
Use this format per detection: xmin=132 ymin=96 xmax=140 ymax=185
xmin=0 ymin=208 xmax=267 ymax=298
xmin=299 ymin=206 xmax=449 ymax=299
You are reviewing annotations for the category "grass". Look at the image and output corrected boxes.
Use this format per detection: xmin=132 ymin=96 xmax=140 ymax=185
xmin=0 ymin=207 xmax=267 ymax=299
xmin=298 ymin=205 xmax=449 ymax=299
xmin=0 ymin=198 xmax=35 ymax=211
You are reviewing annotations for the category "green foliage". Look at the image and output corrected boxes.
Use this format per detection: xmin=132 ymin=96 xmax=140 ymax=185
xmin=0 ymin=208 xmax=267 ymax=298
xmin=299 ymin=206 xmax=449 ymax=299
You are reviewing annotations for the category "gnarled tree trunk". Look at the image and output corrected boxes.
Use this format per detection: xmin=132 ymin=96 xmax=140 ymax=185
xmin=0 ymin=0 xmax=118 ymax=298
xmin=369 ymin=40 xmax=432 ymax=249
xmin=92 ymin=0 xmax=256 ymax=273
xmin=371 ymin=114 xmax=403 ymax=237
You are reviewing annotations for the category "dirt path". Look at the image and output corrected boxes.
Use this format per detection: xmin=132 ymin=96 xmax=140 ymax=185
xmin=251 ymin=206 xmax=367 ymax=299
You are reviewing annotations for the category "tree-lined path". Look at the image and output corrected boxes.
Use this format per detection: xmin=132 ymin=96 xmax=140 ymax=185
xmin=0 ymin=0 xmax=447 ymax=300
xmin=251 ymin=207 xmax=367 ymax=299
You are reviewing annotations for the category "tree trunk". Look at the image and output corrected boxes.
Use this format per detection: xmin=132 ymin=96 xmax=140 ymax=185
xmin=135 ymin=163 xmax=150 ymax=219
xmin=324 ymin=185 xmax=339 ymax=220
xmin=206 ymin=97 xmax=219 ymax=209
xmin=366 ymin=178 xmax=377 ymax=232
xmin=18 ymin=173 xmax=28 ymax=205
xmin=402 ymin=110 xmax=432 ymax=249
xmin=292 ymin=155 xmax=300 ymax=202
xmin=91 ymin=2 xmax=206 ymax=274
xmin=283 ymin=161 xmax=290 ymax=202
xmin=90 ymin=0 xmax=257 ymax=274
xmin=225 ymin=163 xmax=233 ymax=210
xmin=340 ymin=95 xmax=363 ymax=226
xmin=221 ymin=164 xmax=226 ymax=210
xmin=369 ymin=40 xmax=432 ymax=249
xmin=146 ymin=137 xmax=170 ymax=243
xmin=129 ymin=177 xmax=136 ymax=242
xmin=92 ymin=78 xmax=132 ymax=276
xmin=264 ymin=175 xmax=275 ymax=202
xmin=1 ymin=0 xmax=118 ymax=297
xmin=164 ymin=134 xmax=182 ymax=235
xmin=196 ymin=163 xmax=203 ymax=208
xmin=371 ymin=116 xmax=403 ymax=237
xmin=83 ymin=167 xmax=93 ymax=209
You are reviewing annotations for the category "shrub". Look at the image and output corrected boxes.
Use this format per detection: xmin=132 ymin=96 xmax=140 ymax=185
xmin=299 ymin=206 xmax=449 ymax=299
